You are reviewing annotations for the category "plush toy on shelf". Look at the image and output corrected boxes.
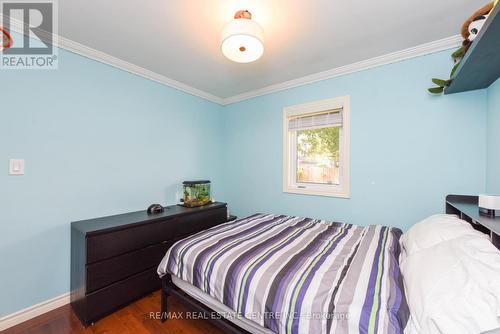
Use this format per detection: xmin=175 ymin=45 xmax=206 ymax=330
xmin=461 ymin=3 xmax=495 ymax=53
xmin=428 ymin=1 xmax=497 ymax=94
xmin=0 ymin=27 xmax=13 ymax=51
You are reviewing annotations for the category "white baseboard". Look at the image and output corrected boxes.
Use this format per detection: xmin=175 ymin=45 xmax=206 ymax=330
xmin=0 ymin=293 xmax=70 ymax=331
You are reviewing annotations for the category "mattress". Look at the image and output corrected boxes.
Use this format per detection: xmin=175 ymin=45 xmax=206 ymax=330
xmin=158 ymin=213 xmax=409 ymax=334
xmin=172 ymin=274 xmax=274 ymax=334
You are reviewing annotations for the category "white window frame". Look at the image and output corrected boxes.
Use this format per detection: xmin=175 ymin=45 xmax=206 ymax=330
xmin=283 ymin=96 xmax=350 ymax=198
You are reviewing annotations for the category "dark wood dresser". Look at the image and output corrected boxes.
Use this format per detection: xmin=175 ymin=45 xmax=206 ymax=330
xmin=70 ymin=202 xmax=228 ymax=326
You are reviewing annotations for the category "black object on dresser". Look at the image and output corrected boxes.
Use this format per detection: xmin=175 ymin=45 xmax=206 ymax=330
xmin=71 ymin=202 xmax=228 ymax=326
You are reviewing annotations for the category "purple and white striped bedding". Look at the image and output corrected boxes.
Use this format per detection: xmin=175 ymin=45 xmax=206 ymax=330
xmin=158 ymin=214 xmax=409 ymax=334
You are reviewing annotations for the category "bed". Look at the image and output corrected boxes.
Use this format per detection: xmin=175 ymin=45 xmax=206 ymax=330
xmin=157 ymin=213 xmax=409 ymax=334
xmin=158 ymin=200 xmax=500 ymax=334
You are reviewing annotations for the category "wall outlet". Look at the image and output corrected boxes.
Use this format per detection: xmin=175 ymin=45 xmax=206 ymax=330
xmin=9 ymin=159 xmax=25 ymax=175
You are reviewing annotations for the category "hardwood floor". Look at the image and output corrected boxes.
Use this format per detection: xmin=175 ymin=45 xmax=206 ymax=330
xmin=3 ymin=291 xmax=224 ymax=334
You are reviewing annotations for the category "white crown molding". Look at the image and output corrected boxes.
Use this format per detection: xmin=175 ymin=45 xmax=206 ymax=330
xmin=0 ymin=293 xmax=70 ymax=331
xmin=57 ymin=36 xmax=225 ymax=105
xmin=3 ymin=16 xmax=225 ymax=105
xmin=222 ymin=35 xmax=462 ymax=105
xmin=3 ymin=14 xmax=460 ymax=106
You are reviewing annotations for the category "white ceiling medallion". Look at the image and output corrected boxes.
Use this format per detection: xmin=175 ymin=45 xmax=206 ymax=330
xmin=221 ymin=10 xmax=264 ymax=63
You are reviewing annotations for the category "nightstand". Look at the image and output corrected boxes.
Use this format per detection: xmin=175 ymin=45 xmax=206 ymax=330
xmin=446 ymin=195 xmax=500 ymax=250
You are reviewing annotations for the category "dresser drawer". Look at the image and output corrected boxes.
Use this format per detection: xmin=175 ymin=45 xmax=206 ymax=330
xmin=86 ymin=268 xmax=160 ymax=323
xmin=71 ymin=202 xmax=228 ymax=327
xmin=86 ymin=241 xmax=171 ymax=293
xmin=179 ymin=207 xmax=227 ymax=237
xmin=86 ymin=218 xmax=177 ymax=263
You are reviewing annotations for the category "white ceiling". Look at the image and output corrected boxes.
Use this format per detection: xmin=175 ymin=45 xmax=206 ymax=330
xmin=59 ymin=0 xmax=485 ymax=100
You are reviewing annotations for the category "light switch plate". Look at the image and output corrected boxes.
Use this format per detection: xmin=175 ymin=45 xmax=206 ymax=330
xmin=9 ymin=159 xmax=25 ymax=175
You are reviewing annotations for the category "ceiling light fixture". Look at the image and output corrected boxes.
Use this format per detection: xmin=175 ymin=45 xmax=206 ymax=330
xmin=221 ymin=10 xmax=264 ymax=63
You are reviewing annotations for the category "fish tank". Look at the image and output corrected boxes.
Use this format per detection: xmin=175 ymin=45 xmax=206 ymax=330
xmin=181 ymin=180 xmax=212 ymax=207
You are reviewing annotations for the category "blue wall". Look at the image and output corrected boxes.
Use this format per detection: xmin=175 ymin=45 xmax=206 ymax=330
xmin=222 ymin=51 xmax=487 ymax=231
xmin=487 ymin=78 xmax=500 ymax=192
xmin=0 ymin=48 xmax=224 ymax=317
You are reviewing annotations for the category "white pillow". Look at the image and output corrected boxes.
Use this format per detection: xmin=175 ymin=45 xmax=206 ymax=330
xmin=400 ymin=214 xmax=485 ymax=257
xmin=401 ymin=234 xmax=500 ymax=334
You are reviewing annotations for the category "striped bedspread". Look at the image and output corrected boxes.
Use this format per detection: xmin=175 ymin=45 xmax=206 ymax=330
xmin=158 ymin=214 xmax=409 ymax=334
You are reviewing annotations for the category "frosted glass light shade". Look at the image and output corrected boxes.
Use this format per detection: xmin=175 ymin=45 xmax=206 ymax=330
xmin=221 ymin=19 xmax=264 ymax=63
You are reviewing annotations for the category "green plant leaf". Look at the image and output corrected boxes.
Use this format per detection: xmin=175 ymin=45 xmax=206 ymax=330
xmin=450 ymin=62 xmax=460 ymax=78
xmin=428 ymin=87 xmax=444 ymax=94
xmin=451 ymin=47 xmax=464 ymax=60
xmin=450 ymin=62 xmax=460 ymax=77
xmin=431 ymin=78 xmax=449 ymax=87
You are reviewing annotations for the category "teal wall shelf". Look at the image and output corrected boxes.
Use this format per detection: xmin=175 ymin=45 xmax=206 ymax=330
xmin=446 ymin=4 xmax=500 ymax=94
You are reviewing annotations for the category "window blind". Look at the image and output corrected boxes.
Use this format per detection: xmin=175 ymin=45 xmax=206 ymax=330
xmin=288 ymin=108 xmax=342 ymax=131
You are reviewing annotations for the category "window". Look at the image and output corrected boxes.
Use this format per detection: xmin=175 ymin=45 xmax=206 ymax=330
xmin=283 ymin=96 xmax=350 ymax=198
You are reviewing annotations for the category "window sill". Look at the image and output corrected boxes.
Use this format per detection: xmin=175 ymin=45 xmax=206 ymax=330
xmin=283 ymin=186 xmax=350 ymax=199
